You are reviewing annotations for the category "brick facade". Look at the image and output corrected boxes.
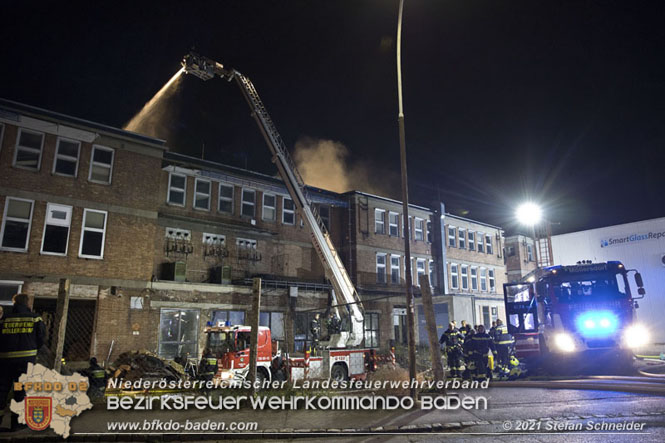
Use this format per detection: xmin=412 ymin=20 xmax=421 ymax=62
xmin=0 ymin=99 xmax=509 ymax=362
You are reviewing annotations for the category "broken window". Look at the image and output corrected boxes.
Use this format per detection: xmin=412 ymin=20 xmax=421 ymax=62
xmin=41 ymin=203 xmax=72 ymax=255
xmin=159 ymin=309 xmax=200 ymax=359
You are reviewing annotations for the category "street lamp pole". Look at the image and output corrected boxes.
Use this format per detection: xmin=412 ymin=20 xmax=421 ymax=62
xmin=396 ymin=0 xmax=418 ymax=398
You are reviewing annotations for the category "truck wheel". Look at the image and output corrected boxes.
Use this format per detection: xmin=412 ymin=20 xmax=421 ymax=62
xmin=255 ymin=368 xmax=268 ymax=386
xmin=331 ymin=364 xmax=348 ymax=382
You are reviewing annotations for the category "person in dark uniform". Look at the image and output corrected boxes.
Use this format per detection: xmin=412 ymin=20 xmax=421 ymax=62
xmin=471 ymin=325 xmax=496 ymax=381
xmin=439 ymin=323 xmax=463 ymax=377
xmin=310 ymin=314 xmax=321 ymax=355
xmin=198 ymin=349 xmax=218 ymax=394
xmin=83 ymin=357 xmax=107 ymax=400
xmin=493 ymin=319 xmax=514 ymax=371
xmin=0 ymin=293 xmax=45 ymax=431
xmin=461 ymin=328 xmax=476 ymax=380
xmin=326 ymin=313 xmax=341 ymax=337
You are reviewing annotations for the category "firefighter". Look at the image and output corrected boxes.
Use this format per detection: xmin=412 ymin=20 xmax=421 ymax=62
xmin=439 ymin=322 xmax=463 ymax=377
xmin=310 ymin=313 xmax=321 ymax=355
xmin=508 ymin=355 xmax=524 ymax=380
xmin=471 ymin=325 xmax=496 ymax=381
xmin=84 ymin=357 xmax=107 ymax=400
xmin=493 ymin=319 xmax=514 ymax=371
xmin=461 ymin=328 xmax=476 ymax=380
xmin=198 ymin=349 xmax=218 ymax=393
xmin=0 ymin=293 xmax=45 ymax=431
xmin=326 ymin=312 xmax=341 ymax=337
xmin=489 ymin=321 xmax=497 ymax=340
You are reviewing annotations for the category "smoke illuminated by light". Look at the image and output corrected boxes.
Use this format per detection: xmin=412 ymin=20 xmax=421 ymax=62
xmin=124 ymin=67 xmax=185 ymax=136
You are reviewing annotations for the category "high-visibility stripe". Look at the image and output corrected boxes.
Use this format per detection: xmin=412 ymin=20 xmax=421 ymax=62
xmin=2 ymin=317 xmax=39 ymax=323
xmin=0 ymin=349 xmax=38 ymax=358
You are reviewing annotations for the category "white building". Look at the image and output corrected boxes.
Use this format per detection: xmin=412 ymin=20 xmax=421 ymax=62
xmin=551 ymin=217 xmax=665 ymax=343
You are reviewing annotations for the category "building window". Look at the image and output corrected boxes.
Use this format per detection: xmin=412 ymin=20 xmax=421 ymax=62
xmin=88 ymin=145 xmax=114 ymax=184
xmin=461 ymin=265 xmax=469 ymax=290
xmin=218 ymin=184 xmax=234 ymax=214
xmin=168 ymin=173 xmax=187 ymax=206
xmin=468 ymin=231 xmax=475 ymax=251
xmin=262 ymin=193 xmax=276 ymax=221
xmin=194 ymin=179 xmax=211 ymax=210
xmin=390 ymin=255 xmax=400 ymax=284
xmin=429 ymin=260 xmax=435 ymax=286
xmin=376 ymin=253 xmax=387 ymax=284
xmin=318 ymin=205 xmax=330 ymax=231
xmin=159 ymin=308 xmax=200 ymax=359
xmin=471 ymin=267 xmax=478 ymax=290
xmin=241 ymin=189 xmax=255 ymax=217
xmin=477 ymin=232 xmax=484 ymax=253
xmin=485 ymin=234 xmax=493 ymax=255
xmin=0 ymin=197 xmax=34 ymax=252
xmin=448 ymin=226 xmax=456 ymax=247
xmin=426 ymin=221 xmax=432 ymax=243
xmin=527 ymin=244 xmax=534 ymax=262
xmin=260 ymin=312 xmax=285 ymax=341
xmin=450 ymin=263 xmax=459 ymax=290
xmin=488 ymin=269 xmax=496 ymax=292
xmin=414 ymin=218 xmax=424 ymax=241
xmin=13 ymin=128 xmax=44 ymax=171
xmin=79 ymin=209 xmax=107 ymax=259
xmin=416 ymin=259 xmax=426 ymax=286
xmin=507 ymin=246 xmax=515 ymax=257
xmin=212 ymin=310 xmax=245 ymax=327
xmin=389 ymin=212 xmax=399 ymax=236
xmin=282 ymin=198 xmax=295 ymax=225
xmin=41 ymin=203 xmax=72 ymax=256
xmin=364 ymin=312 xmax=380 ymax=348
xmin=52 ymin=137 xmax=80 ymax=177
xmin=480 ymin=268 xmax=487 ymax=291
xmin=375 ymin=209 xmax=385 ymax=234
xmin=458 ymin=228 xmax=466 ymax=249
xmin=0 ymin=281 xmax=23 ymax=306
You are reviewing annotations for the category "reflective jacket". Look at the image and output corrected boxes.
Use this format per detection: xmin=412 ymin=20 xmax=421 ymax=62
xmin=471 ymin=332 xmax=496 ymax=356
xmin=199 ymin=353 xmax=218 ymax=378
xmin=493 ymin=324 xmax=514 ymax=346
xmin=0 ymin=304 xmax=45 ymax=360
xmin=439 ymin=328 xmax=463 ymax=349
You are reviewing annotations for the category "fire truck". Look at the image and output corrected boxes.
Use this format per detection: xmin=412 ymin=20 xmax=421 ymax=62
xmin=181 ymin=52 xmax=384 ymax=383
xmin=504 ymin=261 xmax=648 ymax=368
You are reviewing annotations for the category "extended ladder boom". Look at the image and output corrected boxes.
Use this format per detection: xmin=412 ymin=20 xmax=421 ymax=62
xmin=182 ymin=52 xmax=364 ymax=347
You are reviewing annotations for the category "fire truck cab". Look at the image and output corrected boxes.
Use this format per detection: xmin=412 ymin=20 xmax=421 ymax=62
xmin=504 ymin=261 xmax=648 ymax=367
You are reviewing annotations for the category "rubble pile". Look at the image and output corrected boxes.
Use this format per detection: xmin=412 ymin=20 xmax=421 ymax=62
xmin=109 ymin=350 xmax=186 ymax=382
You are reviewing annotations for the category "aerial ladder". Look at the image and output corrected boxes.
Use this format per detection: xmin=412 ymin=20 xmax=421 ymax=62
xmin=182 ymin=52 xmax=364 ymax=347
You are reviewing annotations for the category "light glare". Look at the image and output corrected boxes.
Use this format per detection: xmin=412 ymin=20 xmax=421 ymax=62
xmin=516 ymin=202 xmax=543 ymax=226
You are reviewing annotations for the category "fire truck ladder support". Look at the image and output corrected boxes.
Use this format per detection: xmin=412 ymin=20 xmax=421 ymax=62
xmin=182 ymin=52 xmax=364 ymax=347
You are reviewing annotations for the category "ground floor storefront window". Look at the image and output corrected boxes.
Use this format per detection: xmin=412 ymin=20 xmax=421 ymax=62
xmin=159 ymin=308 xmax=199 ymax=359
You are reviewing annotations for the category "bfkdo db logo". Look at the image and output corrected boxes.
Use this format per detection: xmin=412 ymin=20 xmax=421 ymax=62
xmin=25 ymin=397 xmax=52 ymax=431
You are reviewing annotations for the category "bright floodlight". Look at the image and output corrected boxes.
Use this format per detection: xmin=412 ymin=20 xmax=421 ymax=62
xmin=516 ymin=202 xmax=542 ymax=226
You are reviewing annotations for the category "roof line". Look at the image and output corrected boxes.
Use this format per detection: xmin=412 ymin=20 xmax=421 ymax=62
xmin=0 ymin=98 xmax=166 ymax=148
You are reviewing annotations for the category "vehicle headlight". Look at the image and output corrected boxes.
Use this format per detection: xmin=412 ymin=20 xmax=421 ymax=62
xmin=220 ymin=370 xmax=234 ymax=380
xmin=554 ymin=333 xmax=576 ymax=352
xmin=623 ymin=324 xmax=650 ymax=348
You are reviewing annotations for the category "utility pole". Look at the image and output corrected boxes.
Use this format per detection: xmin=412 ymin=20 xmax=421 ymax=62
xmin=53 ymin=278 xmax=71 ymax=372
xmin=419 ymin=275 xmax=445 ymax=387
xmin=396 ymin=0 xmax=418 ymax=398
xmin=248 ymin=278 xmax=261 ymax=394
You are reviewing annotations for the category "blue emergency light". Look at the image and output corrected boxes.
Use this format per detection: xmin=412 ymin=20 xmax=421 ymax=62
xmin=576 ymin=311 xmax=619 ymax=337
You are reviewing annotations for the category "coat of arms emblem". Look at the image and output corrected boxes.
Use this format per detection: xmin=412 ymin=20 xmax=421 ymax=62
xmin=25 ymin=397 xmax=52 ymax=431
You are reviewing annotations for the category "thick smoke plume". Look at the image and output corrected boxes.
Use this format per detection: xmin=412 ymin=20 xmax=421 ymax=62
xmin=124 ymin=68 xmax=184 ymax=139
xmin=293 ymin=137 xmax=396 ymax=197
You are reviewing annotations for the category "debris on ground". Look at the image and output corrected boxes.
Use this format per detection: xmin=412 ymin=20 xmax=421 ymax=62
xmin=108 ymin=350 xmax=186 ymax=382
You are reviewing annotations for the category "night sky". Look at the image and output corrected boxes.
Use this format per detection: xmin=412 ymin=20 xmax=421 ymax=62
xmin=1 ymin=1 xmax=664 ymax=235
